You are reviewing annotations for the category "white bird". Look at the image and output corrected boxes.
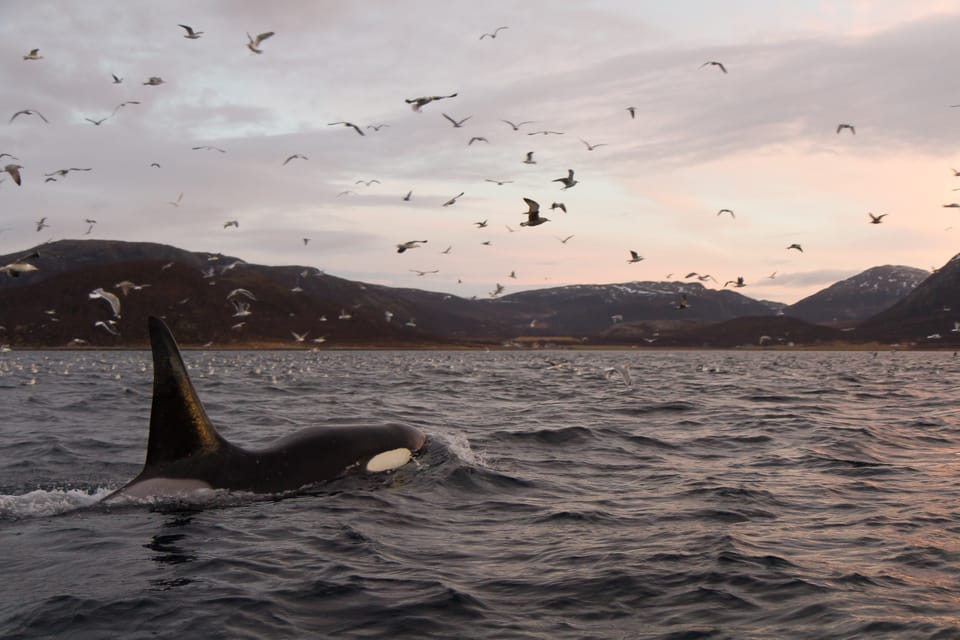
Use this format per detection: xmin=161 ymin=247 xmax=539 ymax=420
xmin=114 ymin=280 xmax=149 ymax=296
xmin=0 ymin=251 xmax=39 ymax=278
xmin=227 ymin=288 xmax=257 ymax=301
xmin=291 ymin=331 xmax=309 ymax=343
xmin=246 ymin=31 xmax=275 ymax=54
xmin=580 ymin=139 xmax=607 ymax=151
xmin=231 ymin=299 xmax=252 ymax=317
xmin=168 ymin=192 xmax=183 ymax=207
xmin=178 ymin=24 xmax=204 ymax=39
xmin=23 ymin=48 xmax=43 ymax=61
xmin=94 ymin=320 xmax=120 ymax=336
xmin=89 ymin=288 xmax=121 ymax=318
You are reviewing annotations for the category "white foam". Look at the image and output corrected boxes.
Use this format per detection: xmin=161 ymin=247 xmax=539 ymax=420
xmin=0 ymin=487 xmax=112 ymax=519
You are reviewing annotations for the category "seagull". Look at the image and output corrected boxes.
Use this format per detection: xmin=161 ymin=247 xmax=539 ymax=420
xmin=246 ymin=31 xmax=275 ymax=54
xmin=94 ymin=320 xmax=120 ymax=336
xmin=491 ymin=283 xmax=505 ymax=297
xmin=396 ymin=240 xmax=427 ymax=253
xmin=502 ymin=119 xmax=534 ymax=131
xmin=328 ymin=121 xmax=365 ymax=136
xmin=836 ymin=123 xmax=856 ymax=135
xmin=701 ymin=61 xmax=727 ymax=73
xmin=0 ymin=251 xmax=39 ymax=278
xmin=509 ymin=270 xmax=517 ymax=279
xmin=724 ymin=276 xmax=746 ymax=288
xmin=83 ymin=219 xmax=96 ymax=235
xmin=556 ymin=235 xmax=575 ymax=244
xmin=9 ymin=109 xmax=48 ymax=124
xmin=580 ymin=139 xmax=607 ymax=151
xmin=23 ymin=48 xmax=43 ymax=61
xmin=283 ymin=154 xmax=308 ymax=165
xmin=475 ymin=219 xmax=489 ymax=228
xmin=224 ymin=220 xmax=239 ymax=228
xmin=520 ymin=198 xmax=550 ymax=227
xmin=768 ymin=271 xmax=777 ymax=279
xmin=35 ymin=217 xmax=49 ymax=231
xmin=485 ymin=179 xmax=513 ymax=185
xmin=405 ymin=93 xmax=457 ymax=112
xmin=89 ymin=288 xmax=121 ymax=318
xmin=231 ymin=299 xmax=252 ymax=317
xmin=787 ymin=243 xmax=804 ymax=252
xmin=291 ymin=331 xmax=309 ymax=343
xmin=227 ymin=288 xmax=257 ymax=301
xmin=479 ymin=26 xmax=508 ymax=39
xmin=355 ymin=179 xmax=380 ymax=186
xmin=527 ymin=130 xmax=564 ymax=136
xmin=113 ymin=280 xmax=150 ymax=296
xmin=4 ymin=164 xmax=23 ymax=185
xmin=717 ymin=208 xmax=735 ymax=218
xmin=443 ymin=191 xmax=465 ymax=206
xmin=943 ymin=203 xmax=960 ymax=208
xmin=409 ymin=269 xmax=439 ymax=276
xmin=0 ymin=153 xmax=18 ymax=161
xmin=337 ymin=190 xmax=357 ymax=197
xmin=168 ymin=192 xmax=183 ymax=206
xmin=178 ymin=24 xmax=204 ymax=39
xmin=85 ymin=116 xmax=109 ymax=126
xmin=192 ymin=145 xmax=226 ymax=153
xmin=366 ymin=123 xmax=390 ymax=131
xmin=627 ymin=251 xmax=643 ymax=263
xmin=45 ymin=168 xmax=92 ymax=178
xmin=550 ymin=202 xmax=567 ymax=213
xmin=403 ymin=190 xmax=413 ymax=201
xmin=142 ymin=76 xmax=165 ymax=86
xmin=552 ymin=169 xmax=578 ymax=189
xmin=868 ymin=212 xmax=887 ymax=224
xmin=468 ymin=137 xmax=488 ymax=145
xmin=626 ymin=107 xmax=637 ymax=119
xmin=440 ymin=245 xmax=452 ymax=254
xmin=442 ymin=113 xmax=472 ymax=127
xmin=303 ymin=238 xmax=310 ymax=245
xmin=522 ymin=151 xmax=536 ymax=164
xmin=111 ymin=100 xmax=140 ymax=116
xmin=111 ymin=73 xmax=123 ymax=84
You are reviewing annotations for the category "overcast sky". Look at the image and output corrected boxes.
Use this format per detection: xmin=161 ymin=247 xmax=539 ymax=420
xmin=2 ymin=1 xmax=959 ymax=303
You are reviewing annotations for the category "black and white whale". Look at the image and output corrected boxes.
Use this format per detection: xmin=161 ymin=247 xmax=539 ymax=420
xmin=108 ymin=316 xmax=425 ymax=499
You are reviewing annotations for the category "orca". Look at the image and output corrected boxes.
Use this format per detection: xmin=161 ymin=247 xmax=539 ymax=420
xmin=108 ymin=316 xmax=425 ymax=499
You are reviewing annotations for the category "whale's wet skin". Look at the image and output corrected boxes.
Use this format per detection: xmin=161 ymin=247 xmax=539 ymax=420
xmin=3 ymin=349 xmax=960 ymax=639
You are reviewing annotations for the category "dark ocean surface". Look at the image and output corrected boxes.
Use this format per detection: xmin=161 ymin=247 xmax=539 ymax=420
xmin=3 ymin=349 xmax=960 ymax=639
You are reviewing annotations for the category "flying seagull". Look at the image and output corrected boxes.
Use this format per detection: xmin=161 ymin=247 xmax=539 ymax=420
xmin=479 ymin=26 xmax=508 ymax=39
xmin=4 ymin=164 xmax=23 ymax=185
xmin=627 ymin=251 xmax=643 ymax=263
xmin=0 ymin=251 xmax=39 ymax=278
xmin=168 ymin=192 xmax=183 ymax=207
xmin=328 ymin=121 xmax=365 ymax=136
xmin=717 ymin=208 xmax=735 ymax=218
xmin=485 ymin=179 xmax=513 ymax=185
xmin=402 ymin=190 xmax=412 ymax=201
xmin=520 ymin=198 xmax=549 ymax=227
xmin=35 ymin=217 xmax=49 ymax=232
xmin=85 ymin=116 xmax=110 ymax=126
xmin=724 ymin=276 xmax=746 ymax=288
xmin=676 ymin=294 xmax=689 ymax=310
xmin=442 ymin=113 xmax=471 ymax=128
xmin=787 ymin=243 xmax=804 ymax=252
xmin=468 ymin=137 xmax=488 ymax=145
xmin=868 ymin=212 xmax=887 ymax=224
xmin=405 ymin=93 xmax=458 ymax=112
xmin=580 ymin=139 xmax=607 ymax=151
xmin=443 ymin=191 xmax=465 ymax=207
xmin=836 ymin=124 xmax=856 ymax=135
xmin=475 ymin=219 xmax=488 ymax=228
xmin=246 ymin=31 xmax=275 ymax=54
xmin=527 ymin=130 xmax=564 ymax=136
xmin=502 ymin=119 xmax=534 ymax=131
xmin=355 ymin=179 xmax=381 ymax=186
xmin=9 ymin=109 xmax=48 ymax=124
xmin=701 ymin=61 xmax=727 ymax=73
xmin=396 ymin=240 xmax=427 ymax=253
xmin=626 ymin=106 xmax=636 ymax=119
xmin=556 ymin=235 xmax=574 ymax=244
xmin=179 ymin=24 xmax=204 ymax=39
xmin=89 ymin=287 xmax=121 ymax=318
xmin=366 ymin=123 xmax=389 ymax=131
xmin=553 ymin=169 xmax=578 ymax=189
xmin=550 ymin=202 xmax=566 ymax=213
xmin=111 ymin=100 xmax=141 ymax=116
xmin=283 ymin=154 xmax=308 ymax=165
xmin=409 ymin=269 xmax=439 ymax=276
xmin=224 ymin=220 xmax=239 ymax=228
xmin=522 ymin=151 xmax=536 ymax=165
xmin=45 ymin=167 xmax=92 ymax=178
xmin=23 ymin=48 xmax=43 ymax=61
xmin=192 ymin=145 xmax=226 ymax=153
xmin=111 ymin=73 xmax=122 ymax=84
xmin=142 ymin=76 xmax=165 ymax=86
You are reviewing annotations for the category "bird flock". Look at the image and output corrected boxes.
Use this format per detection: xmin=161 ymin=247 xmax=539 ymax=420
xmin=2 ymin=11 xmax=952 ymax=344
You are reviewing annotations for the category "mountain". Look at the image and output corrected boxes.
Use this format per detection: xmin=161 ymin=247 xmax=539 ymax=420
xmin=855 ymin=254 xmax=960 ymax=344
xmin=785 ymin=265 xmax=929 ymax=327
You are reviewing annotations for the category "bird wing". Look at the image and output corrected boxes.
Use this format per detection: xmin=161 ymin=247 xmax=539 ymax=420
xmin=523 ymin=197 xmax=539 ymax=213
xmin=254 ymin=31 xmax=275 ymax=45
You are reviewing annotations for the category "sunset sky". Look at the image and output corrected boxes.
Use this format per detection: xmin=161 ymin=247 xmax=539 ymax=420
xmin=2 ymin=1 xmax=959 ymax=303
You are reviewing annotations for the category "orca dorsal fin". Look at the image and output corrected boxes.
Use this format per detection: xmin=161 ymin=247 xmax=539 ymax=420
xmin=144 ymin=316 xmax=226 ymax=468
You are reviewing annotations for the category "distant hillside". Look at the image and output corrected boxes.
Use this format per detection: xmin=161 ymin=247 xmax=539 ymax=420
xmin=785 ymin=265 xmax=929 ymax=326
xmin=0 ymin=240 xmax=944 ymax=348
